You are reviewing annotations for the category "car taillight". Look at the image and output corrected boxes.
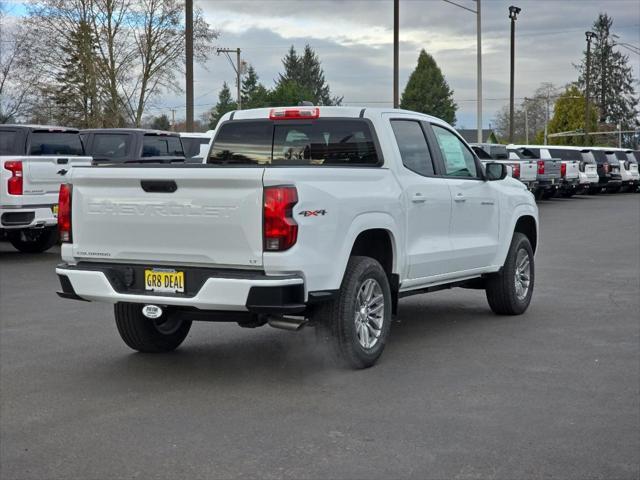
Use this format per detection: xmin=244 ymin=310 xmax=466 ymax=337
xmin=263 ymin=186 xmax=298 ymax=251
xmin=269 ymin=107 xmax=320 ymax=120
xmin=4 ymin=160 xmax=23 ymax=195
xmin=58 ymin=184 xmax=72 ymax=242
xmin=560 ymin=163 xmax=567 ymax=177
xmin=603 ymin=162 xmax=610 ymax=174
xmin=537 ymin=160 xmax=545 ymax=175
xmin=511 ymin=163 xmax=520 ymax=178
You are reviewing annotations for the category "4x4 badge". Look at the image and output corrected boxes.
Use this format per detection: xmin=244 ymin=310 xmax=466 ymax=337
xmin=300 ymin=209 xmax=327 ymax=217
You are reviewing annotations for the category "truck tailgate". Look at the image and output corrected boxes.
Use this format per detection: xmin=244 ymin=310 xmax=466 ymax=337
xmin=23 ymin=156 xmax=92 ymax=195
xmin=70 ymin=167 xmax=264 ymax=267
xmin=519 ymin=161 xmax=537 ymax=182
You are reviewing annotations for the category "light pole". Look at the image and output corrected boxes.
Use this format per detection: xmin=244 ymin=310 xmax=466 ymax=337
xmin=217 ymin=48 xmax=243 ymax=110
xmin=442 ymin=0 xmax=482 ymax=143
xmin=584 ymin=31 xmax=595 ymax=144
xmin=393 ymin=0 xmax=399 ymax=108
xmin=508 ymin=5 xmax=521 ymax=143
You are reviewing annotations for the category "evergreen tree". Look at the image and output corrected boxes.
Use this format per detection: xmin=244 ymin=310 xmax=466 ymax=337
xmin=546 ymin=86 xmax=598 ymax=146
xmin=268 ymin=80 xmax=315 ymax=108
xmin=151 ymin=114 xmax=171 ymax=131
xmin=208 ymin=82 xmax=237 ymax=129
xmin=241 ymin=65 xmax=270 ymax=108
xmin=53 ymin=20 xmax=103 ymax=127
xmin=576 ymin=13 xmax=638 ymax=128
xmin=400 ymin=50 xmax=457 ymax=125
xmin=276 ymin=45 xmax=341 ymax=105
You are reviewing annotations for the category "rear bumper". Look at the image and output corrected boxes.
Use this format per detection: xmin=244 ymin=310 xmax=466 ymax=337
xmin=56 ymin=263 xmax=308 ymax=313
xmin=0 ymin=204 xmax=57 ymax=229
xmin=560 ymin=178 xmax=579 ymax=190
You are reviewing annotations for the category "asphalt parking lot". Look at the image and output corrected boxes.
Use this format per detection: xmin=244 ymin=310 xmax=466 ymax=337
xmin=1 ymin=193 xmax=639 ymax=480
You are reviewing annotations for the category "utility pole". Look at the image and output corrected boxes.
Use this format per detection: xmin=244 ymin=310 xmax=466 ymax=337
xmin=523 ymin=98 xmax=529 ymax=144
xmin=217 ymin=48 xmax=243 ymax=110
xmin=584 ymin=31 xmax=595 ymax=144
xmin=185 ymin=0 xmax=194 ymax=131
xmin=171 ymin=109 xmax=176 ymax=131
xmin=476 ymin=0 xmax=482 ymax=143
xmin=600 ymin=35 xmax=607 ymax=122
xmin=508 ymin=5 xmax=521 ymax=143
xmin=393 ymin=0 xmax=399 ymax=108
xmin=543 ymin=88 xmax=550 ymax=145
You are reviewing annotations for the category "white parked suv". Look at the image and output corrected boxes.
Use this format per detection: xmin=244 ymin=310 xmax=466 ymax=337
xmin=56 ymin=107 xmax=538 ymax=368
xmin=1 ymin=125 xmax=91 ymax=252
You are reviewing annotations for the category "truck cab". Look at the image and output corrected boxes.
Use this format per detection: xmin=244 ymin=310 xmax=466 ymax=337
xmin=81 ymin=128 xmax=185 ymax=165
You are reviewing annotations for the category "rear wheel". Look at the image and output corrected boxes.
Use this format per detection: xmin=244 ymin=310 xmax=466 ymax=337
xmin=7 ymin=227 xmax=58 ymax=253
xmin=541 ymin=189 xmax=556 ymax=200
xmin=114 ymin=303 xmax=191 ymax=353
xmin=314 ymin=256 xmax=392 ymax=369
xmin=485 ymin=232 xmax=534 ymax=315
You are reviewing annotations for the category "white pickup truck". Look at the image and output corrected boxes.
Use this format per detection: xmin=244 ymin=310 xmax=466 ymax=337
xmin=56 ymin=107 xmax=539 ymax=368
xmin=1 ymin=125 xmax=92 ymax=252
xmin=470 ymin=143 xmax=537 ymax=191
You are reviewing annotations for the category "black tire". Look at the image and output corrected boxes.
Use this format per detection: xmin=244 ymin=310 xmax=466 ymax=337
xmin=541 ymin=189 xmax=555 ymax=200
xmin=485 ymin=232 xmax=535 ymax=315
xmin=314 ymin=256 xmax=392 ymax=369
xmin=561 ymin=190 xmax=574 ymax=198
xmin=7 ymin=227 xmax=58 ymax=253
xmin=114 ymin=303 xmax=191 ymax=353
xmin=606 ymin=186 xmax=621 ymax=194
xmin=533 ymin=189 xmax=545 ymax=201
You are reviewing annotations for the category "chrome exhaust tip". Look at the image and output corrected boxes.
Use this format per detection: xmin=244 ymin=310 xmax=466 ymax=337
xmin=268 ymin=316 xmax=308 ymax=331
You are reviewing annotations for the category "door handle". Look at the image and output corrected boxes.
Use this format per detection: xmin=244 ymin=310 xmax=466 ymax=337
xmin=454 ymin=193 xmax=466 ymax=203
xmin=411 ymin=193 xmax=427 ymax=203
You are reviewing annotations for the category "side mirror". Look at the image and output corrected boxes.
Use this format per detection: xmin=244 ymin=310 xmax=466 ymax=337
xmin=485 ymin=162 xmax=508 ymax=181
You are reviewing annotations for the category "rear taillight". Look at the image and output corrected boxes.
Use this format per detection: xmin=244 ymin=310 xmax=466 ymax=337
xmin=263 ymin=186 xmax=298 ymax=251
xmin=537 ymin=160 xmax=545 ymax=175
xmin=4 ymin=160 xmax=23 ymax=195
xmin=511 ymin=163 xmax=520 ymax=178
xmin=603 ymin=162 xmax=610 ymax=174
xmin=579 ymin=161 xmax=585 ymax=172
xmin=58 ymin=184 xmax=72 ymax=242
xmin=624 ymin=161 xmax=630 ymax=170
xmin=560 ymin=163 xmax=567 ymax=177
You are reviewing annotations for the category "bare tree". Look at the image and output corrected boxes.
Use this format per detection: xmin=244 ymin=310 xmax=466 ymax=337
xmin=0 ymin=5 xmax=43 ymax=122
xmin=122 ymin=0 xmax=217 ymax=126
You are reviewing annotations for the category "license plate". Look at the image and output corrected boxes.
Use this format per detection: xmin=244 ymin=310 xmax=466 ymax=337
xmin=52 ymin=205 xmax=58 ymax=216
xmin=144 ymin=269 xmax=185 ymax=294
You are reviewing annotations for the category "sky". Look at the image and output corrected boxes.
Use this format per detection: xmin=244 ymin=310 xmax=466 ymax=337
xmin=4 ymin=0 xmax=640 ymax=128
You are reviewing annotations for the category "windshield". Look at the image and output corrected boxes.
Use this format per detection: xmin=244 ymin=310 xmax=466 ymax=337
xmin=29 ymin=131 xmax=83 ymax=156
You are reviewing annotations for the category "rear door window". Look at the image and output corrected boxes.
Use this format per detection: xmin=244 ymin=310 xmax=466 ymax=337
xmin=431 ymin=125 xmax=478 ymax=178
xmin=390 ymin=120 xmax=435 ymax=176
xmin=142 ymin=135 xmax=184 ymax=157
xmin=90 ymin=134 xmax=131 ymax=160
xmin=0 ymin=130 xmax=20 ymax=155
xmin=29 ymin=131 xmax=83 ymax=155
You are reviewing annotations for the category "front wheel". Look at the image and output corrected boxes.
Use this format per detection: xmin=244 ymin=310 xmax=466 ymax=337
xmin=485 ymin=232 xmax=535 ymax=315
xmin=114 ymin=303 xmax=191 ymax=353
xmin=7 ymin=227 xmax=58 ymax=253
xmin=314 ymin=256 xmax=392 ymax=369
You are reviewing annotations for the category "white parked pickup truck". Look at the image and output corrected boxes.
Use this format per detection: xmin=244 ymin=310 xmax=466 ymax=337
xmin=470 ymin=143 xmax=537 ymax=191
xmin=56 ymin=107 xmax=539 ymax=368
xmin=1 ymin=125 xmax=92 ymax=252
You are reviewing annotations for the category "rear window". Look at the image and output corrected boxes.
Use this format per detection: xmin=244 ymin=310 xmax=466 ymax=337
xmin=209 ymin=119 xmax=380 ymax=166
xmin=488 ymin=145 xmax=508 ymax=159
xmin=182 ymin=137 xmax=210 ymax=158
xmin=90 ymin=133 xmax=131 ymax=160
xmin=633 ymin=152 xmax=640 ymax=163
xmin=0 ymin=130 xmax=19 ymax=155
xmin=548 ymin=149 xmax=583 ymax=161
xmin=29 ymin=131 xmax=83 ymax=156
xmin=142 ymin=135 xmax=184 ymax=157
xmin=510 ymin=148 xmax=539 ymax=159
xmin=614 ymin=151 xmax=628 ymax=161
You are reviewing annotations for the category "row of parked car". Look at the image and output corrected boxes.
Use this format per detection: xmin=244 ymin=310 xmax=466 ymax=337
xmin=0 ymin=123 xmax=637 ymax=254
xmin=471 ymin=143 xmax=640 ymax=199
